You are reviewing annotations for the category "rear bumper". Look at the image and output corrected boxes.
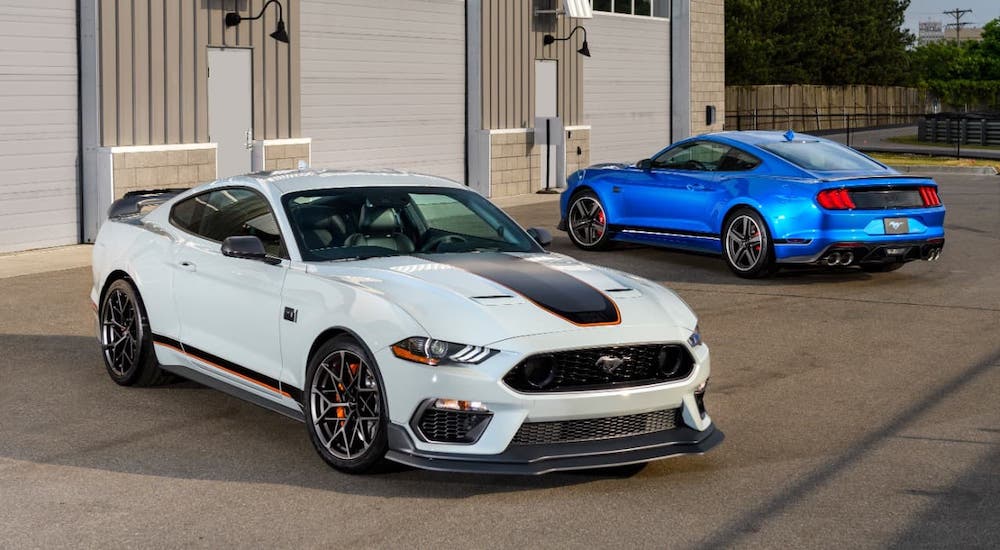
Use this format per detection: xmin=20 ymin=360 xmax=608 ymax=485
xmin=385 ymin=422 xmax=723 ymax=475
xmin=778 ymin=236 xmax=945 ymax=264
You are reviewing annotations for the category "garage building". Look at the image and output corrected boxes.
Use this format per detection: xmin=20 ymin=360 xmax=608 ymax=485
xmin=0 ymin=0 xmax=724 ymax=253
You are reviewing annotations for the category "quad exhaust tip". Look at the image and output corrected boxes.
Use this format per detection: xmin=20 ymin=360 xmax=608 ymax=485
xmin=823 ymin=252 xmax=854 ymax=266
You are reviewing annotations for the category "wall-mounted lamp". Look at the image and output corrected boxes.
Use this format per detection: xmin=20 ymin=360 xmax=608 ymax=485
xmin=542 ymin=25 xmax=590 ymax=57
xmin=225 ymin=0 xmax=289 ymax=44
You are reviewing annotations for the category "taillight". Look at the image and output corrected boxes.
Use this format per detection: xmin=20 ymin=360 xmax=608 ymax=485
xmin=919 ymin=186 xmax=941 ymax=207
xmin=816 ymin=189 xmax=856 ymax=210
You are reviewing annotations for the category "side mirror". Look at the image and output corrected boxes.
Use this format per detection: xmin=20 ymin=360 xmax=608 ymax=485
xmin=637 ymin=158 xmax=653 ymax=171
xmin=221 ymin=236 xmax=279 ymax=264
xmin=527 ymin=227 xmax=553 ymax=248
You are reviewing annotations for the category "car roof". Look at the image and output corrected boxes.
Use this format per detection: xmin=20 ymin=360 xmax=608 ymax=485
xmin=704 ymin=130 xmax=825 ymax=147
xmin=221 ymin=168 xmax=466 ymax=195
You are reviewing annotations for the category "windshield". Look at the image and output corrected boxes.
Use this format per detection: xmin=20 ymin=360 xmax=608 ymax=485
xmin=282 ymin=186 xmax=542 ymax=261
xmin=758 ymin=140 xmax=885 ymax=172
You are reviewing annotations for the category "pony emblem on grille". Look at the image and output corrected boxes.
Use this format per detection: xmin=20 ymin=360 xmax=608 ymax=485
xmin=596 ymin=355 xmax=630 ymax=375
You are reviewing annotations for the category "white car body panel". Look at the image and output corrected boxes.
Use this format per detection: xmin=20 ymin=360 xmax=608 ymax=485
xmin=91 ymin=169 xmax=720 ymax=474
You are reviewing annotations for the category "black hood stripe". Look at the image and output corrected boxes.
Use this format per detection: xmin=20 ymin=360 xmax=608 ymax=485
xmin=418 ymin=253 xmax=620 ymax=326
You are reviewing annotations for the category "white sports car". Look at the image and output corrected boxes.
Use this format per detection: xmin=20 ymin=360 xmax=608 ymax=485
xmin=91 ymin=170 xmax=722 ymax=474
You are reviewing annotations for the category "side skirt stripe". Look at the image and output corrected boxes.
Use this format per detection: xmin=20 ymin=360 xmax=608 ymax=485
xmin=152 ymin=334 xmax=297 ymax=400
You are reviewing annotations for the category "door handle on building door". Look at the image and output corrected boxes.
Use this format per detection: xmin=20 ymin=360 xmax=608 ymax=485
xmin=245 ymin=129 xmax=253 ymax=150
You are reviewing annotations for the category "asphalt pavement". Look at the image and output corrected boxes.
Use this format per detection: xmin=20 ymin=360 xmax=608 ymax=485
xmin=1 ymin=174 xmax=998 ymax=549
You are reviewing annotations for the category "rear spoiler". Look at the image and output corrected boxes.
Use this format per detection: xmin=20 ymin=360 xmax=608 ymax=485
xmin=107 ymin=188 xmax=188 ymax=219
xmin=820 ymin=174 xmax=933 ymax=183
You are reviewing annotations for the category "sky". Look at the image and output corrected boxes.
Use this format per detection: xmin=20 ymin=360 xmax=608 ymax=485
xmin=904 ymin=0 xmax=1000 ymax=35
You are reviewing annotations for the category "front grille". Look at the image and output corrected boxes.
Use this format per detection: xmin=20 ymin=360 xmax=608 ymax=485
xmin=415 ymin=408 xmax=491 ymax=444
xmin=503 ymin=344 xmax=694 ymax=393
xmin=511 ymin=408 xmax=682 ymax=445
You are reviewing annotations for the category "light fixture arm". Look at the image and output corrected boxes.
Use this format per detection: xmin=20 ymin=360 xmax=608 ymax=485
xmin=542 ymin=25 xmax=590 ymax=57
xmin=225 ymin=0 xmax=289 ymax=44
xmin=544 ymin=25 xmax=586 ymax=45
xmin=226 ymin=0 xmax=283 ymax=26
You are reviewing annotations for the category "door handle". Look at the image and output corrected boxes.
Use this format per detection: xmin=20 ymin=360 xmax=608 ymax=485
xmin=178 ymin=261 xmax=197 ymax=272
xmin=687 ymin=183 xmax=706 ymax=191
xmin=245 ymin=128 xmax=253 ymax=150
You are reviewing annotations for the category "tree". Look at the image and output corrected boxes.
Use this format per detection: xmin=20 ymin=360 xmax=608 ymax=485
xmin=725 ymin=0 xmax=914 ymax=86
xmin=909 ymin=17 xmax=1000 ymax=109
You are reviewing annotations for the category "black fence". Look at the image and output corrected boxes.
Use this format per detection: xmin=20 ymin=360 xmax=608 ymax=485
xmin=726 ymin=110 xmax=925 ymax=147
xmin=918 ymin=113 xmax=1000 ymax=147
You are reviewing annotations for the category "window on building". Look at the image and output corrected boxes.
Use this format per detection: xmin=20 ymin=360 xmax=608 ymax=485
xmin=592 ymin=0 xmax=669 ymax=17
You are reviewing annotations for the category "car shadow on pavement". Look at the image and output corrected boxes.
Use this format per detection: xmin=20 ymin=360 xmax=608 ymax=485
xmin=0 ymin=333 xmax=722 ymax=498
xmin=546 ymin=235 xmax=877 ymax=287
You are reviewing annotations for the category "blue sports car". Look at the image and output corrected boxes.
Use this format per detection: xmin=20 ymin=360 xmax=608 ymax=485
xmin=558 ymin=131 xmax=946 ymax=278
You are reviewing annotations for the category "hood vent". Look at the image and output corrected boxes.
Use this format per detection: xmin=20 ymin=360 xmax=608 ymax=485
xmin=604 ymin=287 xmax=642 ymax=298
xmin=471 ymin=294 xmax=521 ymax=306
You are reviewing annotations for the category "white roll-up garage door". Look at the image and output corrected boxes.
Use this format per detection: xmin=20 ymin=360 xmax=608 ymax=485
xmin=584 ymin=14 xmax=671 ymax=165
xmin=0 ymin=1 xmax=79 ymax=253
xmin=301 ymin=0 xmax=466 ymax=182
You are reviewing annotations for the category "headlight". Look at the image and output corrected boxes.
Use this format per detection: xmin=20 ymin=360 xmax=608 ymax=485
xmin=391 ymin=337 xmax=497 ymax=366
xmin=687 ymin=325 xmax=703 ymax=348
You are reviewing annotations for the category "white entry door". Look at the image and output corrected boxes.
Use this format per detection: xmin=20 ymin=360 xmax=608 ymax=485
xmin=534 ymin=60 xmax=563 ymax=190
xmin=208 ymin=48 xmax=253 ymax=177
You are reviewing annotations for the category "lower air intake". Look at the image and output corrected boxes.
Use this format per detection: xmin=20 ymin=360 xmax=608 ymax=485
xmin=511 ymin=408 xmax=682 ymax=445
xmin=415 ymin=408 xmax=491 ymax=444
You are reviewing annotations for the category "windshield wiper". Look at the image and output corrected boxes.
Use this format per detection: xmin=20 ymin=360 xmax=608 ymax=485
xmin=328 ymin=252 xmax=398 ymax=262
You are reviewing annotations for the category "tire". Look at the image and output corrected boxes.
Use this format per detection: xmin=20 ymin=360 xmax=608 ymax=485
xmin=722 ymin=208 xmax=777 ymax=279
xmin=99 ymin=278 xmax=171 ymax=386
xmin=861 ymin=262 xmax=905 ymax=273
xmin=566 ymin=191 xmax=613 ymax=251
xmin=305 ymin=335 xmax=389 ymax=474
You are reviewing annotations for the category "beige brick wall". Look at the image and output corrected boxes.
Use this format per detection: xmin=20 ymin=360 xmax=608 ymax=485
xmin=490 ymin=131 xmax=540 ymax=198
xmin=566 ymin=128 xmax=591 ymax=176
xmin=690 ymin=0 xmax=725 ymax=135
xmin=112 ymin=147 xmax=216 ymax=199
xmin=489 ymin=129 xmax=590 ymax=198
xmin=264 ymin=143 xmax=310 ymax=171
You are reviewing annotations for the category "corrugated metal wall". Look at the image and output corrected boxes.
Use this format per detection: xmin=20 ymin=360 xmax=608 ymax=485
xmin=301 ymin=0 xmax=466 ymax=181
xmin=584 ymin=13 xmax=670 ymax=164
xmin=481 ymin=0 xmax=584 ymax=129
xmin=0 ymin=0 xmax=79 ymax=253
xmin=97 ymin=0 xmax=299 ymax=147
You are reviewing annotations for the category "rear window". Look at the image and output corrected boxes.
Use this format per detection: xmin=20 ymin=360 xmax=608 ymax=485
xmin=759 ymin=141 xmax=884 ymax=171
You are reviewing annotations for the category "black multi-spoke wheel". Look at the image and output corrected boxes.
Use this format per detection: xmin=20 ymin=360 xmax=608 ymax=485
xmin=306 ymin=336 xmax=388 ymax=473
xmin=722 ymin=209 xmax=776 ymax=278
xmin=567 ymin=191 xmax=613 ymax=250
xmin=99 ymin=278 xmax=169 ymax=386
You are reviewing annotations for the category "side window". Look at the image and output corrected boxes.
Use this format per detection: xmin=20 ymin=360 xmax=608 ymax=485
xmin=717 ymin=147 xmax=761 ymax=172
xmin=170 ymin=188 xmax=285 ymax=257
xmin=651 ymin=141 xmax=729 ymax=171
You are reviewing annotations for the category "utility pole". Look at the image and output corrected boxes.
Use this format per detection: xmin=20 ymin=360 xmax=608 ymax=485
xmin=943 ymin=8 xmax=973 ymax=44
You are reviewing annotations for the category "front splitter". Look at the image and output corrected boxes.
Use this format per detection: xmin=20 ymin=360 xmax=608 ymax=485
xmin=385 ymin=423 xmax=723 ymax=475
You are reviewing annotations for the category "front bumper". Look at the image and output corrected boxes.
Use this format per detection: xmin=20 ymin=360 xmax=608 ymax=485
xmin=375 ymin=325 xmax=717 ymax=469
xmin=385 ymin=422 xmax=723 ymax=475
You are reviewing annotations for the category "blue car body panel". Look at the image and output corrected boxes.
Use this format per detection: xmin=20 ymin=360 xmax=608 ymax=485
xmin=560 ymin=131 xmax=946 ymax=264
